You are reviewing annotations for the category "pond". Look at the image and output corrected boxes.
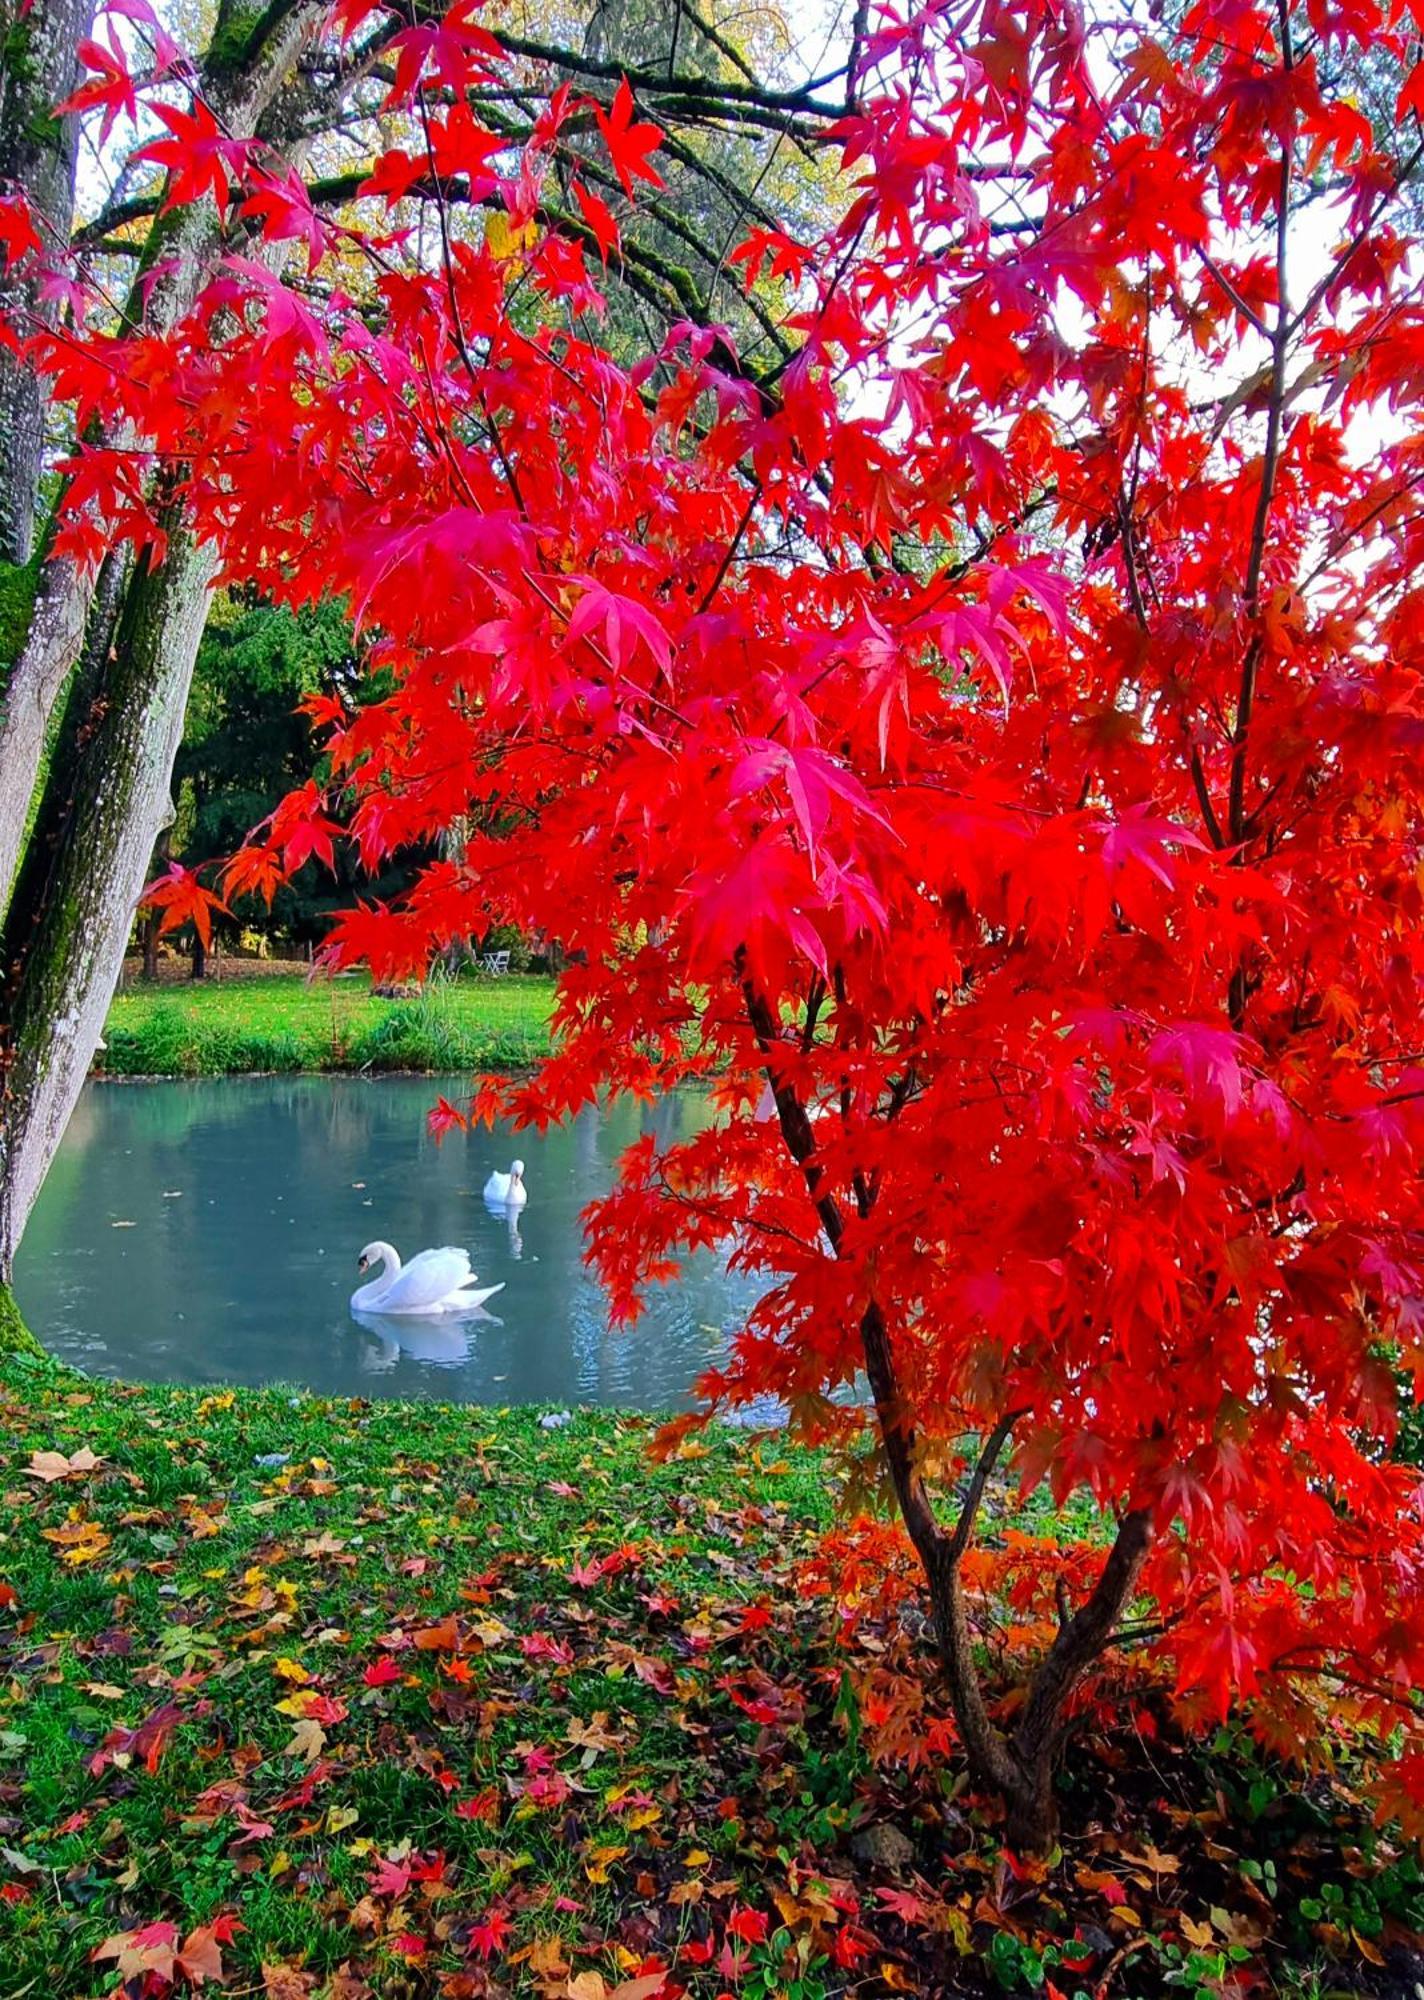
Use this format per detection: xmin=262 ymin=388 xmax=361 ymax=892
xmin=14 ymin=1077 xmax=767 ymax=1409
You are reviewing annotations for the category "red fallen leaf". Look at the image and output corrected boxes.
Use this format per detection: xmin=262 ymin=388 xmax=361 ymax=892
xmin=465 ymin=1906 xmax=514 ymax=1960
xmin=569 ymin=1557 xmax=605 ymax=1588
xmin=830 ymin=1928 xmax=874 ymax=1969
xmin=271 ymin=1762 xmax=332 ymax=1813
xmin=724 ymin=1907 xmax=769 ymax=1945
xmin=875 ymin=1887 xmax=925 ymax=1923
xmin=0 ymin=1883 xmax=31 ymax=1905
xmin=631 ymin=1654 xmax=675 ymax=1695
xmin=232 ymin=1802 xmax=275 ymax=1846
xmin=363 ymin=1657 xmax=403 ymax=1686
xmin=453 ymin=1786 xmax=500 ymax=1823
xmin=0 ymin=1581 xmax=17 ymax=1608
xmin=388 ymin=1934 xmax=426 ymax=1958
xmin=737 ymin=1600 xmax=773 ymax=1632
xmin=369 ymin=1856 xmax=413 ymax=1898
xmin=521 ymin=1632 xmax=574 ymax=1665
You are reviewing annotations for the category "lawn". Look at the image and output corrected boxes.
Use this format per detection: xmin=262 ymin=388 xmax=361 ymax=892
xmin=100 ymin=974 xmax=556 ymax=1077
xmin=2 ymin=1353 xmax=1422 ymax=1999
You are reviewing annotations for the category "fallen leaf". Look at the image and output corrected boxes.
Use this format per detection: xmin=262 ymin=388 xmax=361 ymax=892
xmin=263 ymin=1965 xmax=317 ymax=1999
xmin=284 ymin=1717 xmax=326 ymax=1762
xmin=26 ymin=1446 xmax=101 ymax=1483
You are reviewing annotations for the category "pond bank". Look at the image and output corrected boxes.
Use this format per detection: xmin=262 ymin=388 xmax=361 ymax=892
xmin=99 ymin=974 xmax=556 ymax=1077
xmin=2 ymin=1353 xmax=1418 ymax=1999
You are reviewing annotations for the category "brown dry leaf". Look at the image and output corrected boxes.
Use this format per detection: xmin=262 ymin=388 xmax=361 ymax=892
xmin=26 ymin=1446 xmax=101 ymax=1483
xmin=283 ymin=1717 xmax=326 ymax=1762
xmin=413 ymin=1616 xmax=460 ymax=1652
xmin=263 ymin=1965 xmax=316 ymax=1999
xmin=521 ymin=1937 xmax=571 ymax=1979
xmin=176 ymin=1924 xmax=228 ymax=1986
xmin=1353 ymin=1929 xmax=1386 ymax=1966
xmin=609 ymin=1978 xmax=667 ymax=2000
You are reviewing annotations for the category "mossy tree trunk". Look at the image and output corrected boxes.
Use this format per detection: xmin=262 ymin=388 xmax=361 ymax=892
xmin=0 ymin=0 xmax=325 ymax=1321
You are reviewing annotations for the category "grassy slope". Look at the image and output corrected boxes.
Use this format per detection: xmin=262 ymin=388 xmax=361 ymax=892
xmin=101 ymin=975 xmax=556 ymax=1076
xmin=2 ymin=1356 xmax=1422 ymax=1999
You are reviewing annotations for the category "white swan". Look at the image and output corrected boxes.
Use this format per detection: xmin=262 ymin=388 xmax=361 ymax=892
xmin=483 ymin=1159 xmax=527 ymax=1208
xmin=351 ymin=1241 xmax=505 ymax=1316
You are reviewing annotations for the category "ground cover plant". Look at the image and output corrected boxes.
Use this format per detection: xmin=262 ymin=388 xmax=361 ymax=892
xmin=100 ymin=975 xmax=555 ymax=1077
xmin=4 ymin=1352 xmax=1424 ymax=2000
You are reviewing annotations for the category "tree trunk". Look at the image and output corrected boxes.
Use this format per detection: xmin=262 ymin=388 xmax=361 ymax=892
xmin=190 ymin=929 xmax=207 ymax=980
xmin=0 ymin=0 xmax=90 ymax=566
xmin=0 ymin=520 xmax=214 ymax=1284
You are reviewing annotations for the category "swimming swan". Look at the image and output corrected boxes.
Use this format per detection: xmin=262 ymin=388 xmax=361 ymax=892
xmin=483 ymin=1159 xmax=527 ymax=1208
xmin=351 ymin=1241 xmax=504 ymax=1316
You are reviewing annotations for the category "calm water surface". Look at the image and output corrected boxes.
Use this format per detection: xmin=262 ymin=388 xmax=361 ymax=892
xmin=14 ymin=1078 xmax=765 ymax=1407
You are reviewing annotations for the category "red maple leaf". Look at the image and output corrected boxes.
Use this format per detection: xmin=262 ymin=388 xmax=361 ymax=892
xmin=593 ymin=79 xmax=665 ymax=197
xmin=135 ymin=98 xmax=249 ymax=214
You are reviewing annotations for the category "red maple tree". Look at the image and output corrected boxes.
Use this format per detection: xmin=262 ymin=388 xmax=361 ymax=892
xmin=24 ymin=0 xmax=1424 ymax=1845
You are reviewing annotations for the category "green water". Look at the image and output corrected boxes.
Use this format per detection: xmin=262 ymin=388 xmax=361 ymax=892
xmin=15 ymin=1078 xmax=765 ymax=1408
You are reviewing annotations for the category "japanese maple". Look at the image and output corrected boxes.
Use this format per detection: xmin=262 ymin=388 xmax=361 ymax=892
xmin=24 ymin=0 xmax=1424 ymax=1845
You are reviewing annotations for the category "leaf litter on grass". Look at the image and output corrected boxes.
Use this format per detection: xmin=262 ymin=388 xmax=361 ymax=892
xmin=0 ymin=1357 xmax=1422 ymax=2000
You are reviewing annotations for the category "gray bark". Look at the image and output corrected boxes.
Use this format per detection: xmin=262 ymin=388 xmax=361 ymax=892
xmin=0 ymin=0 xmax=91 ymax=565
xmin=0 ymin=523 xmax=212 ymax=1277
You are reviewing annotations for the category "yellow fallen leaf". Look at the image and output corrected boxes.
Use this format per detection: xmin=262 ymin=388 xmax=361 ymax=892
xmin=274 ymin=1657 xmax=310 ymax=1684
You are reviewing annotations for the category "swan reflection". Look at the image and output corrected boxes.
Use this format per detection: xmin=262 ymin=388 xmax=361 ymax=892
xmin=351 ymin=1303 xmax=502 ymax=1370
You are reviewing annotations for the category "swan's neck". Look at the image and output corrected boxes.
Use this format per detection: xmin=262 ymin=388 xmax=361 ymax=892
xmin=373 ymin=1243 xmax=400 ymax=1275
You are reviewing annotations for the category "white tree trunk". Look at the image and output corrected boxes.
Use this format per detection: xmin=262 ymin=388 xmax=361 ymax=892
xmin=0 ymin=522 xmax=215 ymax=1281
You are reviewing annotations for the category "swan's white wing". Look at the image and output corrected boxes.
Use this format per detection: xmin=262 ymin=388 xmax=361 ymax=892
xmin=483 ymin=1172 xmax=510 ymax=1203
xmin=378 ymin=1247 xmax=471 ymax=1312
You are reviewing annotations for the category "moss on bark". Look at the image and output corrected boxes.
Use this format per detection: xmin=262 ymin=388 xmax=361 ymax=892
xmin=0 ymin=1281 xmax=43 ymax=1356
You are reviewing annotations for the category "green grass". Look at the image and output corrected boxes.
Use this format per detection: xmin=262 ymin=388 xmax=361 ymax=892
xmin=2 ymin=1353 xmax=1420 ymax=1999
xmin=101 ymin=973 xmax=556 ymax=1076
